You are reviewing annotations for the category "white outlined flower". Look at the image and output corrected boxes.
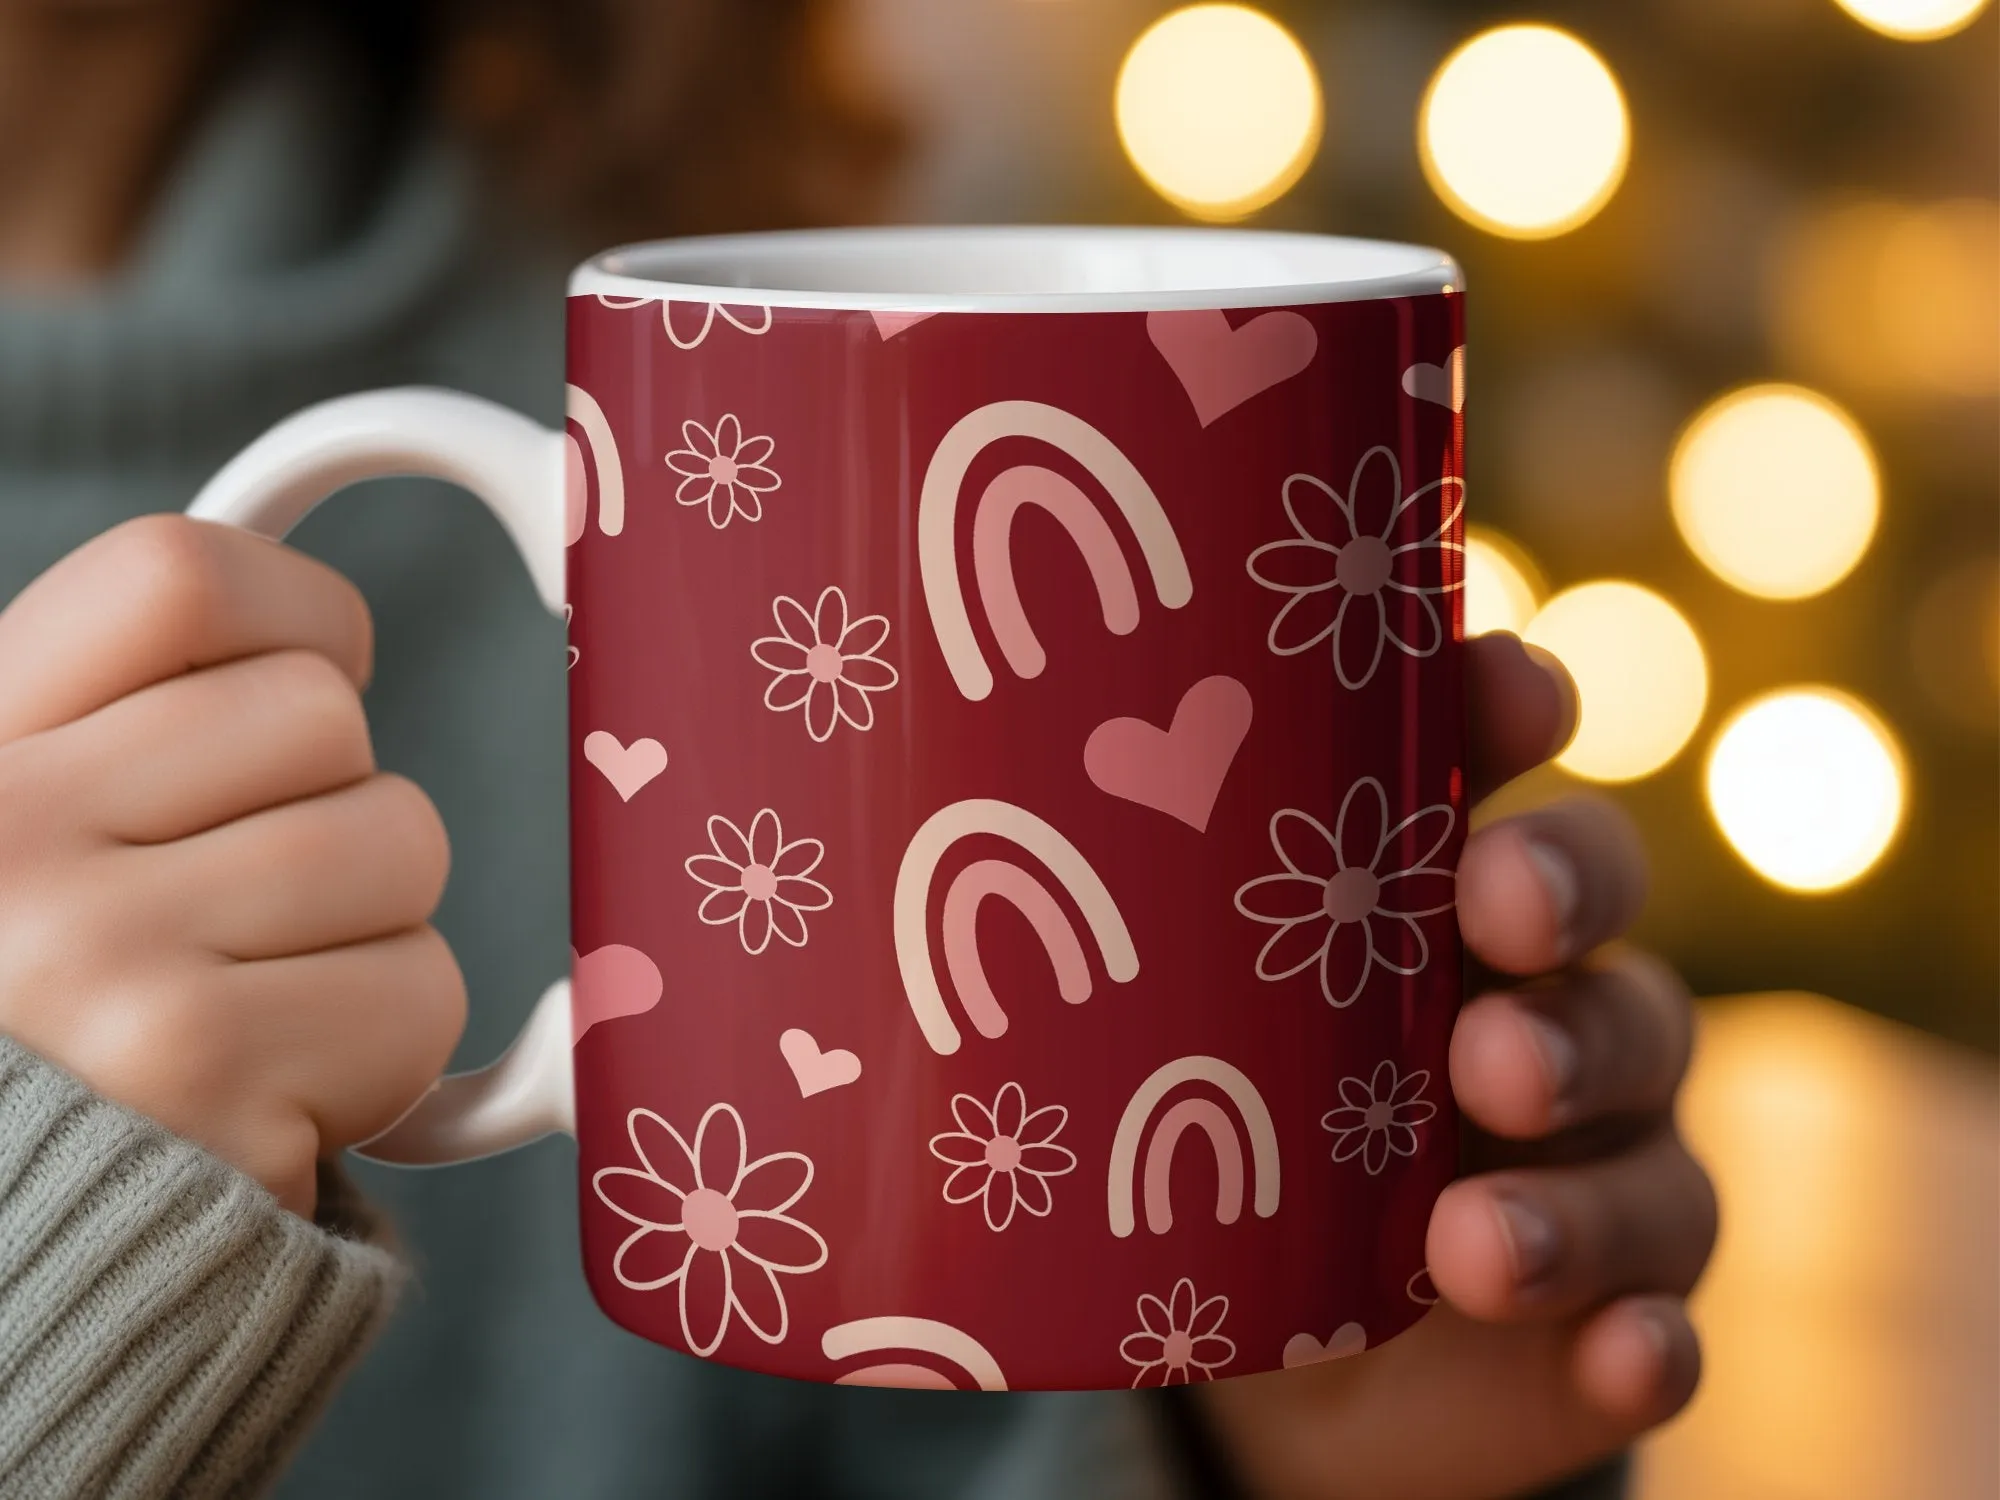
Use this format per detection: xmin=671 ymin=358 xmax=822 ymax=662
xmin=666 ymin=415 xmax=781 ymax=529
xmin=1233 ymin=777 xmax=1456 ymax=1007
xmin=562 ymin=603 xmax=579 ymax=671
xmin=1406 ymin=1267 xmax=1439 ymax=1306
xmin=662 ymin=300 xmax=773 ymax=349
xmin=1321 ymin=1060 xmax=1438 ymax=1175
xmin=593 ymin=1103 xmax=828 ymax=1358
xmin=1247 ymin=446 xmax=1464 ymax=689
xmin=750 ymin=586 xmax=899 ymax=743
xmin=684 ymin=809 xmax=832 ymax=954
xmin=1119 ymin=1278 xmax=1236 ymax=1388
xmin=589 ymin=296 xmax=774 ymax=347
xmin=927 ymin=1081 xmax=1077 ymax=1232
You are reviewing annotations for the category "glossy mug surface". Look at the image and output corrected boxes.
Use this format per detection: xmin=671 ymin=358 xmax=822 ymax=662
xmin=201 ymin=227 xmax=1468 ymax=1392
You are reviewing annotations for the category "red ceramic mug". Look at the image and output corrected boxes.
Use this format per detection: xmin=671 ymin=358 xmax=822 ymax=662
xmin=189 ymin=226 xmax=1467 ymax=1392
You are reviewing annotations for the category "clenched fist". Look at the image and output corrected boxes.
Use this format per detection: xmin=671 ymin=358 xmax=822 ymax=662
xmin=0 ymin=515 xmax=466 ymax=1216
xmin=1203 ymin=635 xmax=1717 ymax=1500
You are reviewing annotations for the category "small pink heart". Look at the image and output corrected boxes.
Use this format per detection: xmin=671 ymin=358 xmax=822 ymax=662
xmin=1084 ymin=676 xmax=1253 ymax=832
xmin=779 ymin=1028 xmax=862 ymax=1097
xmin=871 ymin=310 xmax=940 ymax=340
xmin=571 ymin=943 xmax=664 ymax=1043
xmin=1282 ymin=1322 xmax=1367 ymax=1369
xmin=583 ymin=730 xmax=666 ymax=801
xmin=1402 ymin=347 xmax=1465 ymax=412
xmin=1148 ymin=308 xmax=1319 ymax=426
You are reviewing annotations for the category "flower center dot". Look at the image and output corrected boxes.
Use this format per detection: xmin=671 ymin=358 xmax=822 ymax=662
xmin=805 ymin=644 xmax=845 ymax=683
xmin=1336 ymin=537 xmax=1393 ymax=595
xmin=1162 ymin=1331 xmax=1194 ymax=1367
xmin=984 ymin=1135 xmax=1022 ymax=1172
xmin=1364 ymin=1101 xmax=1393 ymax=1129
xmin=681 ymin=1187 xmax=739 ymax=1252
xmin=1322 ymin=868 xmax=1381 ymax=922
xmin=739 ymin=863 xmax=778 ymax=901
xmin=708 ymin=456 xmax=739 ymax=484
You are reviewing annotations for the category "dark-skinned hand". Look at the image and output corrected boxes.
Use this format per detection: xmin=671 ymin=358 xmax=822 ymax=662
xmin=1202 ymin=632 xmax=1717 ymax=1500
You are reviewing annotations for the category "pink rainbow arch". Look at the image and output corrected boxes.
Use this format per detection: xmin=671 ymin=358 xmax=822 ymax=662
xmin=941 ymin=859 xmax=1094 ymax=1041
xmin=895 ymin=799 xmax=1138 ymax=1055
xmin=973 ymin=466 xmax=1141 ymax=683
xmin=1108 ymin=1055 xmax=1280 ymax=1239
xmin=919 ymin=400 xmax=1192 ymax=701
xmin=1142 ymin=1098 xmax=1244 ymax=1234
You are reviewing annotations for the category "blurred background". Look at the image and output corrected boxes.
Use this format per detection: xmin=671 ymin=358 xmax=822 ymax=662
xmin=834 ymin=1 xmax=1997 ymax=1495
xmin=10 ymin=1 xmax=1986 ymax=1495
xmin=854 ymin=0 xmax=1998 ymax=1051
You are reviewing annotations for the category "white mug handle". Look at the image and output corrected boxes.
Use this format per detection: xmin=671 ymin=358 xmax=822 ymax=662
xmin=187 ymin=386 xmax=577 ymax=1165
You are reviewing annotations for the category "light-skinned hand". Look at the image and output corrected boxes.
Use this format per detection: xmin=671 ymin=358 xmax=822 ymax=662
xmin=1203 ymin=632 xmax=1718 ymax=1500
xmin=0 ymin=515 xmax=464 ymax=1217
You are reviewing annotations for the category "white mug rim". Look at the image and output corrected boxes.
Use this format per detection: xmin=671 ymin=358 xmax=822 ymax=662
xmin=569 ymin=225 xmax=1460 ymax=314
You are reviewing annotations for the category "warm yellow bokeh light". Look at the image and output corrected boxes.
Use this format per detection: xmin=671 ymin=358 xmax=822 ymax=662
xmin=1419 ymin=25 xmax=1629 ymax=239
xmin=1772 ymin=198 xmax=2000 ymax=399
xmin=1524 ymin=581 xmax=1709 ymax=783
xmin=1463 ymin=527 xmax=1545 ymax=637
xmin=1829 ymin=0 xmax=1991 ymax=40
xmin=1706 ymin=689 xmax=1906 ymax=892
xmin=1115 ymin=5 xmax=1324 ymax=221
xmin=1670 ymin=385 xmax=1880 ymax=601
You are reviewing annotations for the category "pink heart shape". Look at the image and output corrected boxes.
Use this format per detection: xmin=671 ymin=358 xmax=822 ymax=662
xmin=779 ymin=1028 xmax=863 ymax=1097
xmin=583 ymin=730 xmax=667 ymax=801
xmin=1083 ymin=675 xmax=1253 ymax=832
xmin=871 ymin=310 xmax=940 ymax=340
xmin=1281 ymin=1322 xmax=1367 ymax=1369
xmin=571 ymin=943 xmax=664 ymax=1043
xmin=1401 ymin=346 xmax=1465 ymax=412
xmin=1148 ymin=308 xmax=1319 ymax=427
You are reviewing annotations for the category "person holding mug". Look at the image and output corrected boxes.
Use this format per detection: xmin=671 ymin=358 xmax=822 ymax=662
xmin=0 ymin=3 xmax=1714 ymax=1498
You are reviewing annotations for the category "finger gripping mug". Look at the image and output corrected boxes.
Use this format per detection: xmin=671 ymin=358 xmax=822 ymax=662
xmin=190 ymin=227 xmax=1467 ymax=1391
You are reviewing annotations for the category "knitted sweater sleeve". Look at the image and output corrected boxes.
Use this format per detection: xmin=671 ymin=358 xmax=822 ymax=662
xmin=0 ymin=1037 xmax=401 ymax=1500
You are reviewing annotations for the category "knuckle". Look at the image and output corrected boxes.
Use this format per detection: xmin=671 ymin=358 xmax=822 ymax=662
xmin=0 ymin=738 xmax=67 ymax=852
xmin=83 ymin=979 xmax=242 ymax=1123
xmin=1671 ymin=1133 xmax=1722 ymax=1259
xmin=0 ymin=877 xmax=78 ymax=955
xmin=286 ymin=558 xmax=375 ymax=687
xmin=1617 ymin=1130 xmax=1720 ymax=1292
xmin=1598 ymin=947 xmax=1695 ymax=1088
xmin=370 ymin=774 xmax=451 ymax=903
xmin=102 ymin=515 xmax=230 ymax=647
xmin=261 ymin=649 xmax=372 ymax=762
xmin=0 ymin=873 xmax=119 ymax=1027
xmin=334 ymin=574 xmax=375 ymax=685
xmin=397 ymin=926 xmax=468 ymax=1067
xmin=265 ymin=645 xmax=359 ymax=717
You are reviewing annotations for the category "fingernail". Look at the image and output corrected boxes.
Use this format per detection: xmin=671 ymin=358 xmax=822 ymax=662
xmin=1523 ymin=1011 xmax=1580 ymax=1118
xmin=1524 ymin=839 xmax=1579 ymax=962
xmin=1495 ymin=1192 xmax=1562 ymax=1292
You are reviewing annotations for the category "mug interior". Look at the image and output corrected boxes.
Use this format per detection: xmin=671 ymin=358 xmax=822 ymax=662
xmin=572 ymin=226 xmax=1458 ymax=313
